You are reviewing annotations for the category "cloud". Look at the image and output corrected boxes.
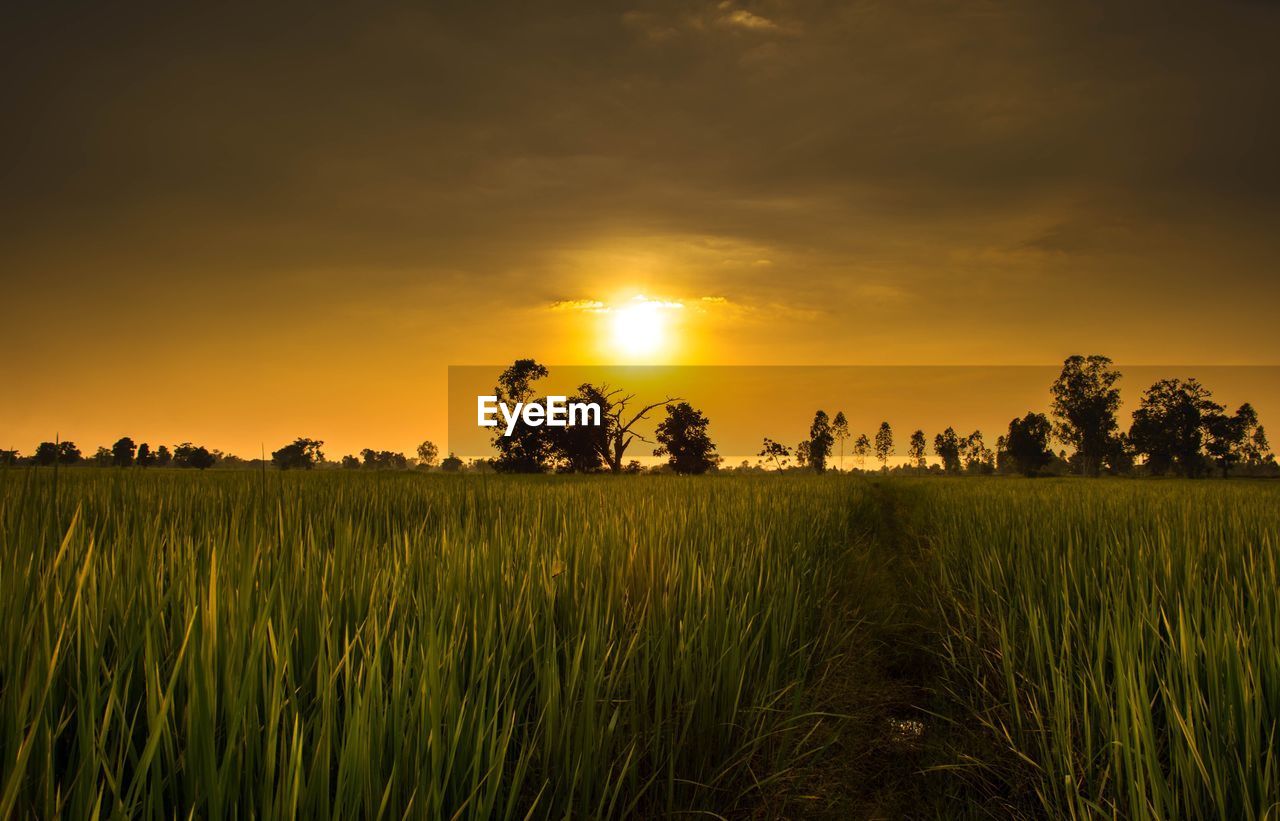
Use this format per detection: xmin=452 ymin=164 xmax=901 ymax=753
xmin=717 ymin=5 xmax=780 ymax=32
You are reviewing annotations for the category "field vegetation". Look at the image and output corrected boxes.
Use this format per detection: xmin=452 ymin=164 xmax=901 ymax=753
xmin=1 ymin=469 xmax=1277 ymax=818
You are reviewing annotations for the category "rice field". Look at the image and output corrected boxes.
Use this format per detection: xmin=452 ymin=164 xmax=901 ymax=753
xmin=0 ymin=470 xmax=864 ymax=819
xmin=1 ymin=470 xmax=1278 ymax=818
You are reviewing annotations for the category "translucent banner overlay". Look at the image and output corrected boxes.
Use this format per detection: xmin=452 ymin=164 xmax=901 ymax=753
xmin=448 ymin=365 xmax=1280 ymax=466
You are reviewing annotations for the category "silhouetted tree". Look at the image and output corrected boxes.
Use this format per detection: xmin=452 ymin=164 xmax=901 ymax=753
xmin=1050 ymin=355 xmax=1122 ymax=477
xmin=272 ymin=438 xmax=324 ymax=470
xmin=809 ymin=410 xmax=833 ymax=473
xmin=576 ymin=383 xmax=676 ymax=474
xmin=832 ymin=411 xmax=850 ymax=471
xmin=1005 ymin=413 xmax=1054 ymax=476
xmin=962 ymin=430 xmax=994 ymax=474
xmin=111 ymin=437 xmax=136 ymax=467
xmin=492 ymin=359 xmax=555 ymax=473
xmin=341 ymin=454 xmax=361 ymax=469
xmin=933 ymin=428 xmax=962 ymax=474
xmin=91 ymin=446 xmax=112 ymax=466
xmin=1204 ymin=403 xmax=1262 ymax=478
xmin=852 ymin=434 xmax=871 ymax=469
xmin=173 ymin=443 xmax=216 ymax=470
xmin=416 ymin=440 xmax=439 ymax=468
xmin=440 ymin=453 xmax=464 ymax=472
xmin=1128 ymin=378 xmax=1219 ymax=477
xmin=795 ymin=440 xmax=811 ymax=468
xmin=1248 ymin=425 xmax=1273 ymax=465
xmin=874 ymin=421 xmax=894 ymax=470
xmin=653 ymin=402 xmax=717 ymax=474
xmin=0 ymin=449 xmax=18 ymax=466
xmin=361 ymin=449 xmax=408 ymax=470
xmin=156 ymin=445 xmax=172 ymax=467
xmin=136 ymin=442 xmax=156 ymax=467
xmin=546 ymin=385 xmax=609 ymax=473
xmin=33 ymin=441 xmax=80 ymax=466
xmin=908 ymin=430 xmax=927 ymax=469
xmin=758 ymin=437 xmax=791 ymax=471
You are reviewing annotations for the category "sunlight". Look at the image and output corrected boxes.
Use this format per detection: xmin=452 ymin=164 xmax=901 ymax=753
xmin=609 ymin=296 xmax=677 ymax=358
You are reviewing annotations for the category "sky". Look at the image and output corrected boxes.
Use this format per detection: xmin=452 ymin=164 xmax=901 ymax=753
xmin=2 ymin=1 xmax=1278 ymax=458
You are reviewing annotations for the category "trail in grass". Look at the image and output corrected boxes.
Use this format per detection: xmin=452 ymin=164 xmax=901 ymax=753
xmin=749 ymin=480 xmax=1005 ymax=820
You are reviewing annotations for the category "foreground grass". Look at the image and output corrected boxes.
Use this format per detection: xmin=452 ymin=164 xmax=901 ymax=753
xmin=0 ymin=470 xmax=865 ymax=819
xmin=916 ymin=479 xmax=1280 ymax=820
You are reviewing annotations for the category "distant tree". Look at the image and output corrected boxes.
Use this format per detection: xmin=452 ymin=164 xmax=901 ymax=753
xmin=653 ymin=402 xmax=717 ymax=474
xmin=874 ymin=422 xmax=894 ymax=470
xmin=962 ymin=430 xmax=995 ymax=474
xmin=795 ymin=440 xmax=811 ymax=468
xmin=758 ymin=437 xmax=791 ymax=471
xmin=1248 ymin=425 xmax=1273 ymax=465
xmin=341 ymin=454 xmax=361 ymax=469
xmin=1128 ymin=378 xmax=1219 ymax=477
xmin=1005 ymin=413 xmax=1054 ymax=476
xmin=1204 ymin=403 xmax=1264 ymax=478
xmin=832 ymin=411 xmax=850 ymax=472
xmin=0 ymin=449 xmax=19 ymax=466
xmin=173 ymin=442 xmax=216 ymax=470
xmin=360 ymin=449 xmax=409 ymax=470
xmin=33 ymin=441 xmax=81 ymax=466
xmin=416 ymin=440 xmax=439 ymax=469
xmin=272 ymin=438 xmax=324 ymax=470
xmin=624 ymin=460 xmax=644 ymax=474
xmin=91 ymin=446 xmax=112 ymax=466
xmin=136 ymin=442 xmax=156 ymax=467
xmin=155 ymin=445 xmax=172 ymax=467
xmin=852 ymin=434 xmax=871 ymax=470
xmin=908 ymin=430 xmax=927 ymax=469
xmin=440 ymin=452 xmax=464 ymax=473
xmin=809 ymin=410 xmax=834 ymax=473
xmin=111 ymin=436 xmax=136 ymax=467
xmin=1050 ymin=354 xmax=1122 ymax=477
xmin=933 ymin=428 xmax=962 ymax=474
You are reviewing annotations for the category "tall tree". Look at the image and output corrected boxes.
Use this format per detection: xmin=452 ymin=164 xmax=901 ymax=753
xmin=852 ymin=434 xmax=871 ymax=470
xmin=873 ymin=421 xmax=894 ymax=470
xmin=653 ymin=402 xmax=717 ymax=474
xmin=136 ymin=442 xmax=155 ymax=467
xmin=908 ymin=430 xmax=927 ymax=469
xmin=492 ymin=359 xmax=554 ymax=473
xmin=416 ymin=440 xmax=439 ymax=468
xmin=795 ymin=440 xmax=811 ymax=468
xmin=155 ymin=445 xmax=172 ymax=467
xmin=1005 ymin=413 xmax=1054 ymax=476
xmin=0 ymin=449 xmax=18 ymax=466
xmin=1050 ymin=355 xmax=1123 ymax=477
xmin=933 ymin=428 xmax=962 ymax=474
xmin=832 ymin=411 xmax=850 ymax=472
xmin=808 ymin=411 xmax=834 ymax=473
xmin=111 ymin=437 xmax=136 ymax=467
xmin=1128 ymin=378 xmax=1220 ymax=477
xmin=1248 ymin=425 xmax=1272 ymax=465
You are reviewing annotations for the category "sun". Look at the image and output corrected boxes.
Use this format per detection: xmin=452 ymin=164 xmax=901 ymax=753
xmin=611 ymin=299 xmax=665 ymax=356
xmin=607 ymin=296 xmax=681 ymax=359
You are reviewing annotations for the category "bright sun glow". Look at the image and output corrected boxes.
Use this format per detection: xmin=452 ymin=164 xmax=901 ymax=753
xmin=608 ymin=296 xmax=679 ymax=358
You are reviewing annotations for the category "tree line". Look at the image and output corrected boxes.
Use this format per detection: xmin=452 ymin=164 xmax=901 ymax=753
xmin=755 ymin=355 xmax=1272 ymax=478
xmin=3 ymin=354 xmax=1272 ymax=478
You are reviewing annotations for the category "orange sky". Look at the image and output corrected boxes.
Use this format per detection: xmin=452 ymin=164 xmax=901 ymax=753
xmin=2 ymin=2 xmax=1278 ymax=459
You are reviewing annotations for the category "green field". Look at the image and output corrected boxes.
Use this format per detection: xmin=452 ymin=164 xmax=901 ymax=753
xmin=1 ymin=471 xmax=1278 ymax=818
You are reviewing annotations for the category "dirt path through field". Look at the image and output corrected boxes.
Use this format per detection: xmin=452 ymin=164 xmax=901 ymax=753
xmin=747 ymin=481 xmax=996 ymax=819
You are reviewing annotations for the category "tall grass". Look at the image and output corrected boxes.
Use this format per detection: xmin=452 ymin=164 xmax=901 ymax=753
xmin=0 ymin=470 xmax=864 ymax=818
xmin=918 ymin=479 xmax=1280 ymax=819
